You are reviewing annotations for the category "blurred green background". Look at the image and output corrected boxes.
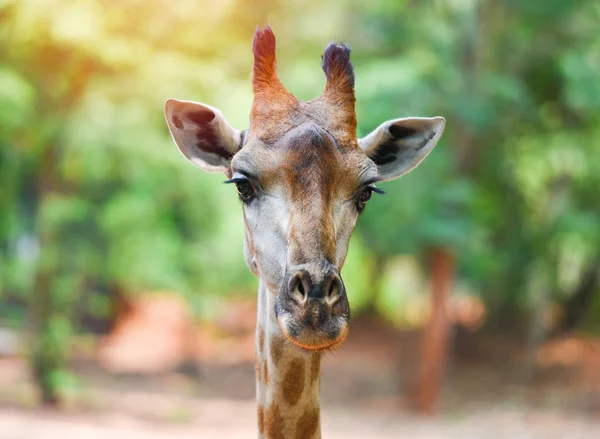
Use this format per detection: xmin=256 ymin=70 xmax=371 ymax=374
xmin=1 ymin=0 xmax=600 ymax=430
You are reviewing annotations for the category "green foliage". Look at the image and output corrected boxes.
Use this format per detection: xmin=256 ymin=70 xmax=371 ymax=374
xmin=349 ymin=0 xmax=600 ymax=318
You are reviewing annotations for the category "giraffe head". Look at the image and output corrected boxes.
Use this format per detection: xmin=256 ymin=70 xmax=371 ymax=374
xmin=165 ymin=26 xmax=445 ymax=353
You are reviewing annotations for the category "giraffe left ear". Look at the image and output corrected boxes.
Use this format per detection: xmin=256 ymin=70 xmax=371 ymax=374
xmin=165 ymin=98 xmax=244 ymax=176
xmin=359 ymin=117 xmax=445 ymax=181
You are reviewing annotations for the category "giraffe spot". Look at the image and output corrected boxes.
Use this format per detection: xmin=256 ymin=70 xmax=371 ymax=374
xmin=310 ymin=354 xmax=320 ymax=386
xmin=263 ymin=359 xmax=269 ymax=385
xmin=295 ymin=406 xmax=319 ymax=439
xmin=265 ymin=404 xmax=285 ymax=439
xmin=270 ymin=335 xmax=284 ymax=365
xmin=258 ymin=327 xmax=265 ymax=354
xmin=257 ymin=405 xmax=265 ymax=435
xmin=282 ymin=358 xmax=305 ymax=406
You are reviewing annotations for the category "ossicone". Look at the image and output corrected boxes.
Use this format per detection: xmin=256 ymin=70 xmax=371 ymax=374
xmin=321 ymin=43 xmax=355 ymax=94
xmin=318 ymin=42 xmax=357 ymax=135
xmin=252 ymin=25 xmax=279 ymax=93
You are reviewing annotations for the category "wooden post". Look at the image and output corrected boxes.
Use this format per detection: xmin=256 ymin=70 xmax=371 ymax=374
xmin=415 ymin=247 xmax=454 ymax=415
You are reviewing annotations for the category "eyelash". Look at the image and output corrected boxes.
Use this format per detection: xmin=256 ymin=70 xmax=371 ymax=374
xmin=224 ymin=176 xmax=257 ymax=203
xmin=356 ymin=186 xmax=384 ymax=213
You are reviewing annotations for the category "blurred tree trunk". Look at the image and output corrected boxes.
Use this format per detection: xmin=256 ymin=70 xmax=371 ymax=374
xmin=30 ymin=269 xmax=60 ymax=406
xmin=412 ymin=0 xmax=489 ymax=414
xmin=415 ymin=247 xmax=454 ymax=415
xmin=30 ymin=144 xmax=63 ymax=406
xmin=22 ymin=43 xmax=100 ymax=407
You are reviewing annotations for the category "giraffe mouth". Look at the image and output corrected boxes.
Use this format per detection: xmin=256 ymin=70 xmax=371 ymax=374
xmin=275 ymin=309 xmax=349 ymax=353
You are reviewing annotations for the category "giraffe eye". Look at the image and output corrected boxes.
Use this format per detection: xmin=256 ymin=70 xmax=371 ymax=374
xmin=224 ymin=174 xmax=257 ymax=202
xmin=359 ymin=187 xmax=374 ymax=204
xmin=356 ymin=185 xmax=383 ymax=212
xmin=356 ymin=188 xmax=374 ymax=212
xmin=235 ymin=180 xmax=256 ymax=201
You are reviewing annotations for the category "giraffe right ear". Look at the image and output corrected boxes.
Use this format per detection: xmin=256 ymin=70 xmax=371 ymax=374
xmin=164 ymin=98 xmax=244 ymax=176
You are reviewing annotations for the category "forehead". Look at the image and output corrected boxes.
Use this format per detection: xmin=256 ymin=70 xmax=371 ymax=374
xmin=232 ymin=122 xmax=377 ymax=191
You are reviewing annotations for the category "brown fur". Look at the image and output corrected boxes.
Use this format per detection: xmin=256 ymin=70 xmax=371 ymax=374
xmin=263 ymin=359 xmax=270 ymax=385
xmin=282 ymin=358 xmax=306 ymax=406
xmin=265 ymin=404 xmax=285 ymax=439
xmin=258 ymin=327 xmax=265 ymax=354
xmin=270 ymin=336 xmax=284 ymax=365
xmin=283 ymin=127 xmax=338 ymax=264
xmin=258 ymin=405 xmax=265 ymax=435
xmin=295 ymin=406 xmax=320 ymax=439
xmin=310 ymin=354 xmax=320 ymax=386
xmin=256 ymin=360 xmax=261 ymax=382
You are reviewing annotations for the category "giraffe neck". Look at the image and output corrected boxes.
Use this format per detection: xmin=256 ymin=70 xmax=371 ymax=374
xmin=255 ymin=281 xmax=322 ymax=439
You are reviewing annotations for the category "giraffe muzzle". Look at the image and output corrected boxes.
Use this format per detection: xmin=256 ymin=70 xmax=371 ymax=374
xmin=275 ymin=267 xmax=350 ymax=352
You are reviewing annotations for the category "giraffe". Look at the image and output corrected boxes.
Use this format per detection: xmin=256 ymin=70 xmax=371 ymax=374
xmin=164 ymin=26 xmax=445 ymax=439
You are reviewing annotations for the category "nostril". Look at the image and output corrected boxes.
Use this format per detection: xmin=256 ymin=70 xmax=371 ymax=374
xmin=327 ymin=279 xmax=337 ymax=297
xmin=289 ymin=270 xmax=311 ymax=303
xmin=297 ymin=281 xmax=305 ymax=297
xmin=325 ymin=273 xmax=343 ymax=304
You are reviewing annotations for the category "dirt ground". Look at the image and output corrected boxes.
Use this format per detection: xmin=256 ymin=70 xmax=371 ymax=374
xmin=2 ymin=402 xmax=600 ymax=439
xmin=1 ymin=316 xmax=600 ymax=438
